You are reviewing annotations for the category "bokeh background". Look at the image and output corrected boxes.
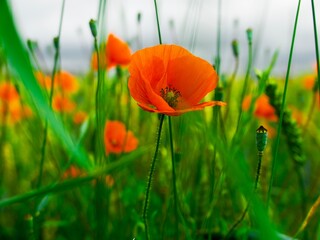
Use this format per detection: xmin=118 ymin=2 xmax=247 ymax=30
xmin=10 ymin=0 xmax=320 ymax=75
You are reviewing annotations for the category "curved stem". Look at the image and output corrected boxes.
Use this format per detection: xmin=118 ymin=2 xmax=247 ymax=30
xmin=233 ymin=30 xmax=252 ymax=142
xmin=223 ymin=56 xmax=239 ymax=122
xmin=142 ymin=114 xmax=165 ymax=240
xmin=168 ymin=116 xmax=179 ymax=239
xmin=310 ymin=0 xmax=320 ymax=99
xmin=37 ymin=9 xmax=64 ymax=189
xmin=215 ymin=0 xmax=222 ymax=76
xmin=153 ymin=0 xmax=162 ymax=44
xmin=226 ymin=151 xmax=263 ymax=238
xmin=93 ymin=36 xmax=104 ymax=165
xmin=267 ymin=0 xmax=302 ymax=209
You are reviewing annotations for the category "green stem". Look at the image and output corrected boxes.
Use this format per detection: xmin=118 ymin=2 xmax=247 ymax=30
xmin=36 ymin=0 xmax=65 ymax=190
xmin=153 ymin=0 xmax=162 ymax=44
xmin=168 ymin=116 xmax=179 ymax=239
xmin=93 ymin=36 xmax=104 ymax=165
xmin=233 ymin=29 xmax=253 ymax=141
xmin=267 ymin=0 xmax=302 ymax=209
xmin=215 ymin=0 xmax=222 ymax=75
xmin=254 ymin=152 xmax=263 ymax=190
xmin=223 ymin=56 xmax=239 ymax=122
xmin=295 ymin=166 xmax=308 ymax=239
xmin=310 ymin=0 xmax=320 ymax=98
xmin=226 ymin=151 xmax=263 ymax=238
xmin=142 ymin=114 xmax=165 ymax=240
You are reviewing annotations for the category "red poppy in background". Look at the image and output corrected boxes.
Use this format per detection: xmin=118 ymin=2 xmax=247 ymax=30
xmin=242 ymin=94 xmax=278 ymax=122
xmin=0 ymin=82 xmax=19 ymax=102
xmin=35 ymin=72 xmax=53 ymax=90
xmin=92 ymin=33 xmax=132 ymax=70
xmin=52 ymin=94 xmax=76 ymax=113
xmin=303 ymin=74 xmax=316 ymax=90
xmin=128 ymin=44 xmax=225 ymax=116
xmin=54 ymin=71 xmax=79 ymax=94
xmin=73 ymin=111 xmax=88 ymax=124
xmin=104 ymin=120 xmax=138 ymax=154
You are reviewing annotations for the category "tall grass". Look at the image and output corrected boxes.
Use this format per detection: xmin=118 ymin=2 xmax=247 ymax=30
xmin=0 ymin=0 xmax=319 ymax=239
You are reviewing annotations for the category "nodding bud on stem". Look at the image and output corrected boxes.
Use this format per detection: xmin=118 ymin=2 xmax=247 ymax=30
xmin=256 ymin=125 xmax=268 ymax=152
xmin=53 ymin=37 xmax=59 ymax=50
xmin=137 ymin=13 xmax=142 ymax=23
xmin=89 ymin=19 xmax=97 ymax=38
xmin=27 ymin=39 xmax=38 ymax=52
xmin=27 ymin=39 xmax=33 ymax=51
xmin=231 ymin=39 xmax=239 ymax=58
xmin=246 ymin=28 xmax=253 ymax=45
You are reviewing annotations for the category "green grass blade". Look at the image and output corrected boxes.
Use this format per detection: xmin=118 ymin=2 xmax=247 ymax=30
xmin=0 ymin=146 xmax=150 ymax=208
xmin=0 ymin=0 xmax=92 ymax=170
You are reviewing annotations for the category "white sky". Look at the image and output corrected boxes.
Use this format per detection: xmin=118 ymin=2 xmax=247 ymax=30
xmin=9 ymin=0 xmax=320 ymax=76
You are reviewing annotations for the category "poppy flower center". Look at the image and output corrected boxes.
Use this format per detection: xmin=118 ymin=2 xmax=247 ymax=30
xmin=160 ymin=86 xmax=181 ymax=108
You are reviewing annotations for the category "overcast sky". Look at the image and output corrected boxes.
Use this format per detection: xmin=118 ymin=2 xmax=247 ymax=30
xmin=10 ymin=0 xmax=320 ymax=76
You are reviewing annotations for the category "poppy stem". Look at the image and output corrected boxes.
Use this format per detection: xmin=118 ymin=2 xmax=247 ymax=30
xmin=310 ymin=0 xmax=320 ymax=104
xmin=93 ymin=28 xmax=104 ymax=165
xmin=266 ymin=0 xmax=302 ymax=210
xmin=168 ymin=116 xmax=179 ymax=239
xmin=234 ymin=29 xmax=253 ymax=138
xmin=215 ymin=0 xmax=222 ymax=75
xmin=142 ymin=114 xmax=165 ymax=240
xmin=37 ymin=38 xmax=61 ymax=191
xmin=153 ymin=0 xmax=162 ymax=44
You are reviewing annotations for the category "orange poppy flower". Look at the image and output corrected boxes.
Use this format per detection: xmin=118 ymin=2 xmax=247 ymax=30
xmin=242 ymin=94 xmax=278 ymax=122
xmin=128 ymin=45 xmax=225 ymax=116
xmin=54 ymin=71 xmax=79 ymax=94
xmin=0 ymin=82 xmax=20 ymax=102
xmin=0 ymin=101 xmax=33 ymax=124
xmin=104 ymin=120 xmax=138 ymax=154
xmin=73 ymin=111 xmax=88 ymax=124
xmin=62 ymin=165 xmax=84 ymax=179
xmin=52 ymin=94 xmax=76 ymax=113
xmin=303 ymin=74 xmax=316 ymax=90
xmin=92 ymin=33 xmax=132 ymax=70
xmin=35 ymin=72 xmax=53 ymax=90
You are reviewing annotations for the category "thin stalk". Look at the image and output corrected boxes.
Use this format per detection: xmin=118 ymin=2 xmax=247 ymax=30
xmin=294 ymin=194 xmax=320 ymax=238
xmin=168 ymin=116 xmax=179 ymax=239
xmin=93 ymin=35 xmax=104 ymax=165
xmin=226 ymin=151 xmax=263 ymax=238
xmin=310 ymin=0 xmax=320 ymax=99
xmin=223 ymin=55 xmax=239 ymax=122
xmin=233 ymin=29 xmax=253 ymax=140
xmin=295 ymin=166 xmax=308 ymax=239
xmin=142 ymin=114 xmax=165 ymax=240
xmin=153 ymin=0 xmax=162 ymax=44
xmin=303 ymin=92 xmax=316 ymax=133
xmin=36 ymin=0 xmax=65 ymax=190
xmin=215 ymin=0 xmax=222 ymax=75
xmin=267 ymin=0 xmax=302 ymax=209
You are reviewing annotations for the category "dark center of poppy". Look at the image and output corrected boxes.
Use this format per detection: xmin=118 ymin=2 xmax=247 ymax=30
xmin=160 ymin=86 xmax=181 ymax=108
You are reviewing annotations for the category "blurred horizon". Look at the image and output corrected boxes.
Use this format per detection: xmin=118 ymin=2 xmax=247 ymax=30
xmin=10 ymin=0 xmax=320 ymax=76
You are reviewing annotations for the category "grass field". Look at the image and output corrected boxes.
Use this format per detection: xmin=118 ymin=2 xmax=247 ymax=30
xmin=0 ymin=0 xmax=320 ymax=239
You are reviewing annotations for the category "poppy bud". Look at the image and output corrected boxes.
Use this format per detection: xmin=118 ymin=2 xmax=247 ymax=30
xmin=246 ymin=28 xmax=253 ymax=45
xmin=137 ymin=13 xmax=142 ymax=23
xmin=27 ymin=39 xmax=33 ymax=51
xmin=256 ymin=125 xmax=268 ymax=152
xmin=53 ymin=37 xmax=59 ymax=50
xmin=89 ymin=19 xmax=97 ymax=38
xmin=231 ymin=39 xmax=239 ymax=58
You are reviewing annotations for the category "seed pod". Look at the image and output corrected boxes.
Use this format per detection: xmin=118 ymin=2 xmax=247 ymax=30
xmin=89 ymin=19 xmax=97 ymax=38
xmin=256 ymin=125 xmax=268 ymax=152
